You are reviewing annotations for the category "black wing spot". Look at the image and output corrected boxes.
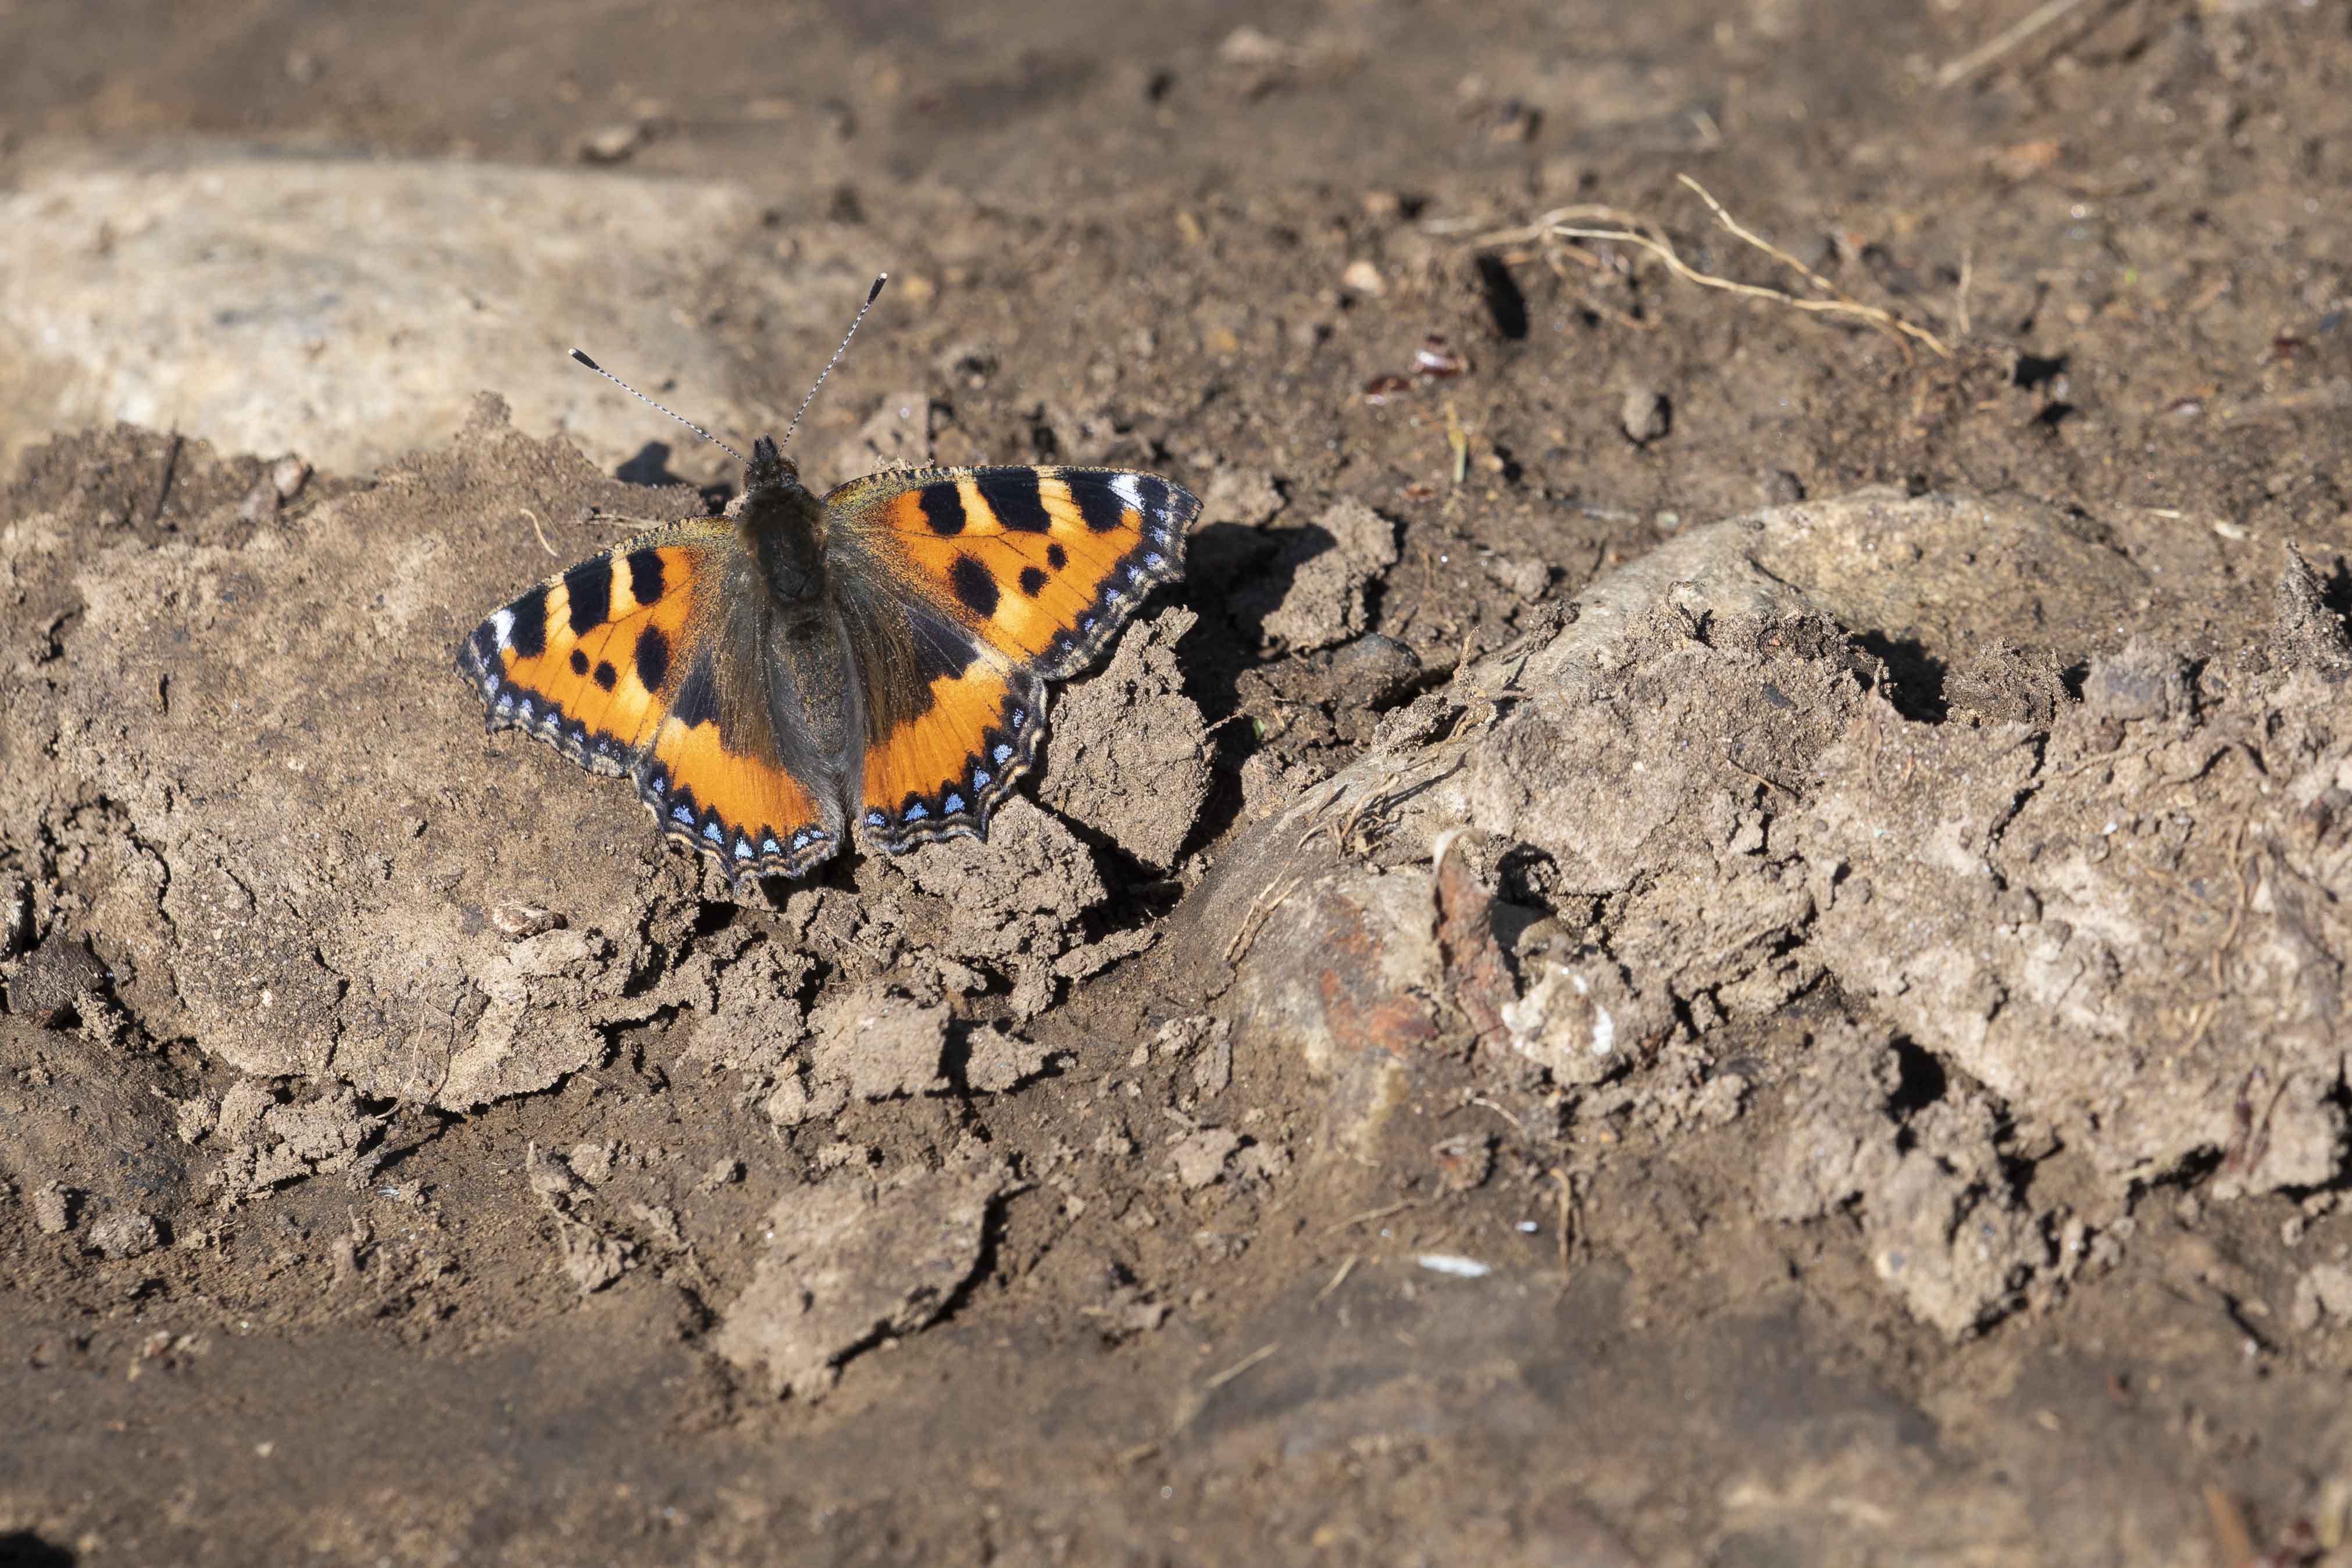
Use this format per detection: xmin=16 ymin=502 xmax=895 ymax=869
xmin=983 ymin=470 xmax=1054 ymax=533
xmin=566 ymin=556 xmax=614 ymax=637
xmin=634 ymin=624 xmax=671 ymax=694
xmin=593 ymin=660 xmax=618 ymax=691
xmin=508 ymin=585 xmax=549 ymax=658
xmin=1072 ymin=476 xmax=1128 ymax=534
xmin=911 ymin=606 xmax=981 ymax=684
xmin=569 ymin=649 xmax=590 ymax=675
xmin=1046 ymin=542 xmax=1068 ymax=569
xmin=951 ymin=553 xmax=1000 ymax=619
xmin=919 ymin=482 xmax=966 ymax=536
xmin=1018 ymin=565 xmax=1048 ymax=598
xmin=1136 ymin=476 xmax=1172 ymax=521
xmin=626 ymin=547 xmax=666 ymax=606
xmin=670 ymin=656 xmax=719 ymax=727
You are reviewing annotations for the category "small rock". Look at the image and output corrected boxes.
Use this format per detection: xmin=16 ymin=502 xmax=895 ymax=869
xmin=1620 ymin=385 xmax=1671 ymax=444
xmin=2293 ymin=1263 xmax=2352 ymax=1331
xmin=1481 ymin=553 xmax=1549 ymax=602
xmin=490 ymin=901 xmax=562 ymax=938
xmin=578 ymin=123 xmax=643 ymax=163
xmin=31 ymin=1183 xmax=74 ymax=1235
xmin=1341 ymin=259 xmax=1386 ymax=296
xmin=88 ymin=1209 xmax=160 ymax=1259
xmin=1329 ymin=633 xmax=1423 ymax=708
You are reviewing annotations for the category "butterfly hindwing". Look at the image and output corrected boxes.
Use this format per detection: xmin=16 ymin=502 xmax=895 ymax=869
xmin=454 ymin=522 xmax=844 ymax=879
xmin=829 ymin=465 xmax=1198 ymax=681
xmin=834 ymin=588 xmax=1047 ymax=852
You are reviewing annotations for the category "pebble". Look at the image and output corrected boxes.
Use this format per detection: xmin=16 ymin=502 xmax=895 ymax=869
xmin=1620 ymin=384 xmax=1670 ymax=444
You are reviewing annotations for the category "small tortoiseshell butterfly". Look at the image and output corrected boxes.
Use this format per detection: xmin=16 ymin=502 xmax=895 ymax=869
xmin=454 ymin=277 xmax=1197 ymax=881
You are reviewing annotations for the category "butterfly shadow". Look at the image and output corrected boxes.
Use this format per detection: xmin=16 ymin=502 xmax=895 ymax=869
xmin=1167 ymin=517 xmax=1358 ymax=859
xmin=613 ymin=441 xmax=737 ymax=511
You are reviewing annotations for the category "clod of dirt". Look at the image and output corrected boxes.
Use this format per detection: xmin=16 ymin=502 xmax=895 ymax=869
xmin=1252 ymin=498 xmax=1400 ymax=651
xmin=1765 ymin=1028 xmax=2039 ymax=1337
xmin=13 ymin=408 xmax=736 ymax=1113
xmin=823 ymin=388 xmax=933 ymax=483
xmin=1500 ymin=948 xmax=1670 ymax=1088
xmin=1179 ymin=490 xmax=2342 ymax=1205
xmin=1169 ymin=1127 xmax=1241 ymax=1190
xmin=211 ymin=1084 xmax=382 ymax=1196
xmin=713 ymin=1158 xmax=1007 ymax=1401
xmin=30 ymin=1182 xmax=74 ymax=1235
xmin=1202 ymin=467 xmax=1286 ymax=528
xmin=957 ymin=1022 xmax=1057 ymax=1094
xmin=2293 ymin=1264 xmax=2352 ymax=1331
xmin=861 ymin=799 xmax=1109 ymax=1018
xmin=1327 ymin=633 xmax=1423 ymax=709
xmin=0 ymin=159 xmax=780 ymax=473
xmin=2275 ymin=543 xmax=2352 ymax=680
xmin=1034 ymin=605 xmax=1209 ymax=871
xmin=809 ymin=984 xmax=950 ymax=1102
xmin=4 ymin=934 xmax=108 ymax=1027
xmin=0 ymin=1024 xmax=191 ymax=1221
xmin=85 ymin=1208 xmax=160 ymax=1260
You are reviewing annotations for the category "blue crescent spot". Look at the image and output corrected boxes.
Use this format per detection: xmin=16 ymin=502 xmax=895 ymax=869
xmin=972 ymin=769 xmax=991 ymax=788
xmin=944 ymin=792 xmax=966 ymax=814
xmin=905 ymin=803 xmax=929 ymax=821
xmin=765 ymin=835 xmax=785 ymax=854
xmin=733 ymin=839 xmax=754 ymax=860
xmin=701 ymin=820 xmax=724 ymax=844
xmin=865 ymin=809 xmax=886 ymax=827
xmin=1080 ymin=615 xmax=1097 ymax=631
xmin=672 ymin=805 xmax=695 ymax=827
xmin=992 ymin=744 xmax=1013 ymax=765
xmin=1144 ymin=552 xmax=1165 ymax=569
xmin=495 ymin=692 xmax=515 ymax=715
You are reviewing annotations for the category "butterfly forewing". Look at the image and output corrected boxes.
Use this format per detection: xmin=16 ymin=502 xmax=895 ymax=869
xmin=831 ymin=465 xmax=1197 ymax=680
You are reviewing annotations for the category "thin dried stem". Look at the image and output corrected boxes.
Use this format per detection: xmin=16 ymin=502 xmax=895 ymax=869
xmin=1469 ymin=176 xmax=1952 ymax=360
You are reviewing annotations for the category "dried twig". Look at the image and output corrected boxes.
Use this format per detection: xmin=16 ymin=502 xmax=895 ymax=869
xmin=1202 ymin=1342 xmax=1281 ymax=1391
xmin=1312 ymin=1254 xmax=1360 ymax=1309
xmin=1321 ymin=1198 xmax=1420 ymax=1237
xmin=521 ymin=507 xmax=557 ymax=558
xmin=1472 ymin=174 xmax=1951 ymax=359
xmin=1935 ymin=0 xmax=2089 ymax=91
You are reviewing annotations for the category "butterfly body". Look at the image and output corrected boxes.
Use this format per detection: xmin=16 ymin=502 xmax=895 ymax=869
xmin=456 ymin=434 xmax=1197 ymax=881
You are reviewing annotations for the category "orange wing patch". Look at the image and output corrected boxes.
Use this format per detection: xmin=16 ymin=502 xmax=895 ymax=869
xmin=856 ymin=652 xmax=1047 ymax=852
xmin=842 ymin=466 xmax=1197 ymax=681
xmin=637 ymin=702 xmax=838 ymax=876
xmin=456 ymin=528 xmax=716 ymax=776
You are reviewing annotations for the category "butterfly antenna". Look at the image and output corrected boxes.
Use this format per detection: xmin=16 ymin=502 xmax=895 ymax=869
xmin=779 ymin=273 xmax=888 ymax=452
xmin=567 ymin=349 xmax=748 ymax=466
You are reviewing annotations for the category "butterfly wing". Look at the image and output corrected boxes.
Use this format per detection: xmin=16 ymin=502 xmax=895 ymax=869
xmin=824 ymin=465 xmax=1197 ymax=851
xmin=454 ymin=523 xmax=847 ymax=878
